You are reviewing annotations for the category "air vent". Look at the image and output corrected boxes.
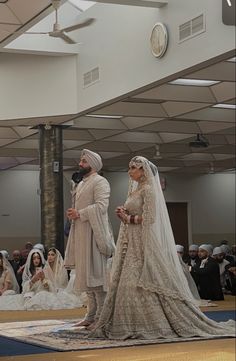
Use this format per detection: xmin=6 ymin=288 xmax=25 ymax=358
xmin=83 ymin=67 xmax=100 ymax=88
xmin=179 ymin=14 xmax=205 ymax=43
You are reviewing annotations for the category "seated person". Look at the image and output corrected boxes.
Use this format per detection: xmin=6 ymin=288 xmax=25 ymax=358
xmin=45 ymin=247 xmax=68 ymax=290
xmin=22 ymin=249 xmax=55 ymax=297
xmin=0 ymin=252 xmax=19 ymax=296
xmin=212 ymin=246 xmax=230 ymax=292
xmin=9 ymin=249 xmax=25 ymax=292
xmin=190 ymin=244 xmax=224 ymax=301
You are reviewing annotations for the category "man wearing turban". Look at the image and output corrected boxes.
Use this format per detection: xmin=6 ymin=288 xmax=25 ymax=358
xmin=190 ymin=244 xmax=224 ymax=301
xmin=65 ymin=149 xmax=115 ymax=329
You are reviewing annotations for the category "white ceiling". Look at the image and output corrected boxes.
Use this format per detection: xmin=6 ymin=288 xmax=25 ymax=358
xmin=0 ymin=0 xmax=235 ymax=174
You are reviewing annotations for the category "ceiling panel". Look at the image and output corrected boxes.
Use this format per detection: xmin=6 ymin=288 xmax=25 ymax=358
xmin=184 ymin=61 xmax=235 ymax=82
xmin=162 ymin=102 xmax=210 ymax=117
xmin=105 ymin=131 xmax=162 ymax=143
xmin=135 ymin=83 xmax=216 ymax=103
xmin=137 ymin=119 xmax=200 ymax=133
xmin=122 ymin=116 xmax=163 ymax=130
xmin=198 ymin=121 xmax=234 ymax=134
xmin=73 ymin=116 xmax=127 ymax=130
xmin=0 ymin=127 xmax=20 ymax=138
xmin=91 ymin=101 xmax=167 ymax=118
xmin=211 ymin=82 xmax=235 ymax=103
xmin=5 ymin=139 xmax=39 ymax=149
xmin=159 ymin=132 xmax=196 ymax=143
xmin=178 ymin=107 xmax=235 ymax=122
xmin=7 ymin=0 xmax=51 ymax=23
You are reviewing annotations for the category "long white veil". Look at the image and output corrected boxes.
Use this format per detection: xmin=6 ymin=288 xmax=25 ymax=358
xmin=128 ymin=156 xmax=198 ymax=304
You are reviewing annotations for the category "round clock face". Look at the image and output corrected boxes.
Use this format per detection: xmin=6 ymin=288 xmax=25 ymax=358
xmin=150 ymin=23 xmax=168 ymax=58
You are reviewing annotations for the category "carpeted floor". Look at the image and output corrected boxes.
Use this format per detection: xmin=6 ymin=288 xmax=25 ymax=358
xmin=0 ymin=310 xmax=235 ymax=355
xmin=0 ymin=336 xmax=54 ymax=357
xmin=204 ymin=310 xmax=235 ymax=322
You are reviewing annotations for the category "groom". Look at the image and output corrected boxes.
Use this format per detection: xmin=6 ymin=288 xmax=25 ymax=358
xmin=65 ymin=149 xmax=115 ymax=329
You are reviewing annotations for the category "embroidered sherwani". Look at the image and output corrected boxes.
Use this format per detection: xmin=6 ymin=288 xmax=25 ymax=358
xmin=65 ymin=173 xmax=114 ymax=292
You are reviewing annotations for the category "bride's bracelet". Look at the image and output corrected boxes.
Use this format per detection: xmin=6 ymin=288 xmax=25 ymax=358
xmin=126 ymin=214 xmax=139 ymax=224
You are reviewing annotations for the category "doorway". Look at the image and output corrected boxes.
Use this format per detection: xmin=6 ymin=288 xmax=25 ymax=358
xmin=166 ymin=202 xmax=189 ymax=253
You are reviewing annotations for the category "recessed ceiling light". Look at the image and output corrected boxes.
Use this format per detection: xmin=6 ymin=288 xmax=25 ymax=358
xmin=226 ymin=56 xmax=236 ymax=62
xmin=169 ymin=78 xmax=220 ymax=86
xmin=212 ymin=103 xmax=236 ymax=109
xmin=86 ymin=114 xmax=123 ymax=119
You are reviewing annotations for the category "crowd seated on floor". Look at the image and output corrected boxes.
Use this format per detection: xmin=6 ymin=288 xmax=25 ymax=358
xmin=0 ymin=243 xmax=87 ymax=310
xmin=0 ymin=241 xmax=235 ymax=311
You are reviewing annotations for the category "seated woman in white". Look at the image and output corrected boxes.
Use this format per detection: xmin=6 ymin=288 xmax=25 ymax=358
xmin=0 ymin=252 xmax=23 ymax=310
xmin=22 ymin=248 xmax=84 ymax=310
xmin=22 ymin=249 xmax=55 ymax=297
xmin=44 ymin=247 xmax=86 ymax=308
xmin=0 ymin=252 xmax=19 ymax=296
xmin=44 ymin=247 xmax=68 ymax=290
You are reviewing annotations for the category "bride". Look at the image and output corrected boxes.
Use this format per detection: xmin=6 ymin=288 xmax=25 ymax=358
xmin=90 ymin=156 xmax=235 ymax=339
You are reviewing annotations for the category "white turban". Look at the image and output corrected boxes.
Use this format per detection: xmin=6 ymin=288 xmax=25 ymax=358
xmin=34 ymin=243 xmax=45 ymax=253
xmin=199 ymin=244 xmax=213 ymax=255
xmin=0 ymin=250 xmax=9 ymax=259
xmin=176 ymin=245 xmax=184 ymax=253
xmin=189 ymin=244 xmax=199 ymax=251
xmin=212 ymin=246 xmax=223 ymax=256
xmin=81 ymin=149 xmax=103 ymax=172
xmin=220 ymin=244 xmax=230 ymax=255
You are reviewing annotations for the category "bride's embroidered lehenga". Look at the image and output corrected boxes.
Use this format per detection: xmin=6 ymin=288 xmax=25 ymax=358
xmin=91 ymin=156 xmax=235 ymax=340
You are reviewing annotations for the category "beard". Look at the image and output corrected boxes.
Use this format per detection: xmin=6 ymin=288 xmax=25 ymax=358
xmin=216 ymin=258 xmax=224 ymax=264
xmin=78 ymin=166 xmax=92 ymax=176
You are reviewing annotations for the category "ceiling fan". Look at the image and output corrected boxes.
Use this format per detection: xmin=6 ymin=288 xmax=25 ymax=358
xmin=25 ymin=0 xmax=95 ymax=44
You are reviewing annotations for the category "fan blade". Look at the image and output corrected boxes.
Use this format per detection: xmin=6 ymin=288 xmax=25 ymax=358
xmin=55 ymin=32 xmax=77 ymax=44
xmin=25 ymin=32 xmax=49 ymax=35
xmin=62 ymin=18 xmax=95 ymax=33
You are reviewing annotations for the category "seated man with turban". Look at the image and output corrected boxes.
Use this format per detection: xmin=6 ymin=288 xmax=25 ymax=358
xmin=190 ymin=244 xmax=224 ymax=301
xmin=65 ymin=149 xmax=115 ymax=330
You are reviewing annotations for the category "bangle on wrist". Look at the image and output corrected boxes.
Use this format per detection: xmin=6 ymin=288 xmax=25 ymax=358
xmin=130 ymin=215 xmax=135 ymax=224
xmin=126 ymin=215 xmax=131 ymax=224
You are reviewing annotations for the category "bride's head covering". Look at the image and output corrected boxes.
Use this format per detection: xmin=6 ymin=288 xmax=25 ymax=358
xmin=0 ymin=251 xmax=19 ymax=294
xmin=126 ymin=156 xmax=198 ymax=304
xmin=22 ymin=248 xmax=46 ymax=284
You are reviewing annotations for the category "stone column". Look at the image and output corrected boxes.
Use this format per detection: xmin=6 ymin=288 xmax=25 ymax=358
xmin=39 ymin=125 xmax=64 ymax=255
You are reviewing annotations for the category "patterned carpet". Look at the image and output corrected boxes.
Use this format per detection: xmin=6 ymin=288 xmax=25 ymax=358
xmin=0 ymin=317 xmax=234 ymax=352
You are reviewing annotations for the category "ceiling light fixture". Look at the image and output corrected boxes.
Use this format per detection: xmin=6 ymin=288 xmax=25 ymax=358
xmin=189 ymin=134 xmax=209 ymax=148
xmin=209 ymin=162 xmax=214 ymax=174
xmin=212 ymin=103 xmax=236 ymax=109
xmin=86 ymin=114 xmax=123 ymax=119
xmin=153 ymin=144 xmax=162 ymax=159
xmin=226 ymin=56 xmax=236 ymax=62
xmin=226 ymin=0 xmax=232 ymax=6
xmin=169 ymin=78 xmax=220 ymax=86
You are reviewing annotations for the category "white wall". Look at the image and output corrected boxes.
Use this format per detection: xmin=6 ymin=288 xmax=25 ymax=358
xmin=0 ymin=53 xmax=78 ymax=120
xmin=76 ymin=0 xmax=235 ymax=112
xmin=0 ymin=0 xmax=234 ymax=120
xmin=104 ymin=171 xmax=235 ymax=244
xmin=1 ymin=170 xmax=234 ymax=255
